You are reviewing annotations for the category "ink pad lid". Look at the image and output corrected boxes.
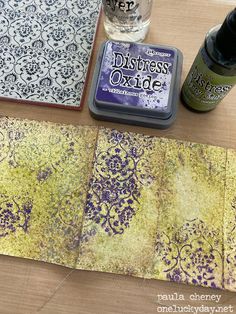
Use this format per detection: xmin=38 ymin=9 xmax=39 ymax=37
xmin=89 ymin=41 xmax=183 ymax=129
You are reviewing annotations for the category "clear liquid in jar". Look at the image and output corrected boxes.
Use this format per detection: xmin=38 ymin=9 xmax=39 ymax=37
xmin=103 ymin=0 xmax=153 ymax=42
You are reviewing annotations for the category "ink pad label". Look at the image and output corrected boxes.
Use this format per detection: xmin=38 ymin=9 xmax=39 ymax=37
xmin=95 ymin=41 xmax=177 ymax=116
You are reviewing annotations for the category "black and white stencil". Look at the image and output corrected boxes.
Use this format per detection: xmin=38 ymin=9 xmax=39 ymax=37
xmin=0 ymin=0 xmax=101 ymax=109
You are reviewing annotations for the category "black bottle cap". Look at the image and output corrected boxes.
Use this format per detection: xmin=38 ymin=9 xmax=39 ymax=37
xmin=215 ymin=8 xmax=236 ymax=59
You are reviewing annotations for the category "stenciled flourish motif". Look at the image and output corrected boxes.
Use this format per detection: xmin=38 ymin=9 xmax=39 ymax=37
xmin=84 ymin=129 xmax=154 ymax=236
xmin=0 ymin=118 xmax=26 ymax=167
xmin=156 ymin=219 xmax=222 ymax=288
xmin=0 ymin=117 xmax=98 ymax=267
xmin=0 ymin=194 xmax=32 ymax=237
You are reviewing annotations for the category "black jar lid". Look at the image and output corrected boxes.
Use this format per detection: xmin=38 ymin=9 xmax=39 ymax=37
xmin=215 ymin=8 xmax=236 ymax=60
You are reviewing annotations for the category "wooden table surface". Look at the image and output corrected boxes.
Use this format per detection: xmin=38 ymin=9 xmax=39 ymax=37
xmin=1 ymin=1 xmax=236 ymax=313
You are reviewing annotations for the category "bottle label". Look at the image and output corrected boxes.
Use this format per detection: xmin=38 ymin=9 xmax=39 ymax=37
xmin=102 ymin=0 xmax=152 ymax=25
xmin=182 ymin=49 xmax=236 ymax=111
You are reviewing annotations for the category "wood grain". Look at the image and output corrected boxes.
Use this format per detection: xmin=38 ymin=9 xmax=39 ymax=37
xmin=0 ymin=1 xmax=236 ymax=313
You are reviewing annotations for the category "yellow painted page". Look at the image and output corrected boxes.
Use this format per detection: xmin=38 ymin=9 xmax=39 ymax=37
xmin=77 ymin=129 xmax=227 ymax=290
xmin=151 ymin=139 xmax=226 ymax=289
xmin=76 ymin=128 xmax=166 ymax=277
xmin=224 ymin=149 xmax=236 ymax=292
xmin=0 ymin=120 xmax=235 ymax=292
xmin=0 ymin=117 xmax=98 ymax=268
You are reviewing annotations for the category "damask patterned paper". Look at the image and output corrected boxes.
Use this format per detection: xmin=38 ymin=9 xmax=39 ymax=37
xmin=77 ymin=130 xmax=228 ymax=289
xmin=224 ymin=150 xmax=236 ymax=292
xmin=76 ymin=129 xmax=166 ymax=277
xmin=151 ymin=140 xmax=226 ymax=289
xmin=0 ymin=117 xmax=98 ymax=267
xmin=0 ymin=0 xmax=101 ymax=109
xmin=1 ymin=119 xmax=236 ymax=292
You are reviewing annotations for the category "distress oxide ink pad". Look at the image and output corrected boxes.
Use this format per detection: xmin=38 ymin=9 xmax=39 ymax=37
xmin=89 ymin=41 xmax=183 ymax=129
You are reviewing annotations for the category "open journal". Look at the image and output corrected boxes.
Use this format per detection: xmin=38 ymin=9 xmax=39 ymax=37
xmin=0 ymin=117 xmax=235 ymax=292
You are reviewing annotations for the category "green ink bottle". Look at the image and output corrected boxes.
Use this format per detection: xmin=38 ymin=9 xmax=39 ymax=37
xmin=181 ymin=8 xmax=236 ymax=112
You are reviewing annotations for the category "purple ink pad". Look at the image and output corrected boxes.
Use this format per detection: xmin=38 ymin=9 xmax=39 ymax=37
xmin=89 ymin=41 xmax=183 ymax=129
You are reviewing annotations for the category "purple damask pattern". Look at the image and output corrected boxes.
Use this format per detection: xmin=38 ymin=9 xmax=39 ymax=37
xmin=0 ymin=194 xmax=32 ymax=237
xmin=156 ymin=219 xmax=222 ymax=288
xmin=84 ymin=129 xmax=154 ymax=236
